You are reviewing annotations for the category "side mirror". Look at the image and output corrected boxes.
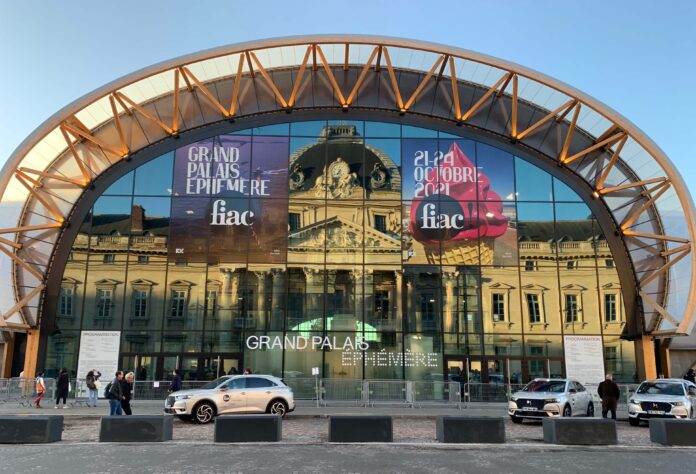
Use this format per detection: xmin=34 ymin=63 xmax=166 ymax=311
xmin=219 ymin=386 xmax=229 ymax=391
xmin=569 ymin=388 xmax=577 ymax=394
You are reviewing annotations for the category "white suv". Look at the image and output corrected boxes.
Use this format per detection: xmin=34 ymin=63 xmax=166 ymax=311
xmin=164 ymin=375 xmax=295 ymax=423
xmin=628 ymin=379 xmax=696 ymax=426
xmin=508 ymin=378 xmax=594 ymax=423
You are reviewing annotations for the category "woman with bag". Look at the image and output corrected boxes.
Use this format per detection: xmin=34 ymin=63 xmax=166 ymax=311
xmin=55 ymin=367 xmax=70 ymax=409
xmin=85 ymin=369 xmax=102 ymax=407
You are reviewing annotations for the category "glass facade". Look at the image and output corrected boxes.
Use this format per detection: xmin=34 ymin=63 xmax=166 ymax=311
xmin=44 ymin=121 xmax=636 ymax=382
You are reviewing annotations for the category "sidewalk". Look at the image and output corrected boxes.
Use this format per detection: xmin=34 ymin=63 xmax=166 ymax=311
xmin=0 ymin=399 xmax=630 ymax=419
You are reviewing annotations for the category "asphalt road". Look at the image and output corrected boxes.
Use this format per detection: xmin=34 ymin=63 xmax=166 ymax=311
xmin=1 ymin=443 xmax=695 ymax=473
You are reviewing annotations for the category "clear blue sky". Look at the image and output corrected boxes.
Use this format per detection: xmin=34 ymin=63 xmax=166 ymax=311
xmin=1 ymin=0 xmax=694 ymax=195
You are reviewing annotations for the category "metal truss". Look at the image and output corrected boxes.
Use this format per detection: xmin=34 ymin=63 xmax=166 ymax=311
xmin=0 ymin=36 xmax=693 ymax=337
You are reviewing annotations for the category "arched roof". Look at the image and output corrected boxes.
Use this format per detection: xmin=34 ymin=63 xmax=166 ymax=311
xmin=0 ymin=35 xmax=693 ymax=339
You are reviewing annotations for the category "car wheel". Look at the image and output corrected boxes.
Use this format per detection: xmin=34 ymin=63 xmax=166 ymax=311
xmin=586 ymin=402 xmax=594 ymax=417
xmin=562 ymin=404 xmax=572 ymax=417
xmin=510 ymin=415 xmax=523 ymax=424
xmin=267 ymin=399 xmax=288 ymax=417
xmin=193 ymin=402 xmax=216 ymax=424
xmin=629 ymin=417 xmax=640 ymax=427
xmin=177 ymin=415 xmax=192 ymax=422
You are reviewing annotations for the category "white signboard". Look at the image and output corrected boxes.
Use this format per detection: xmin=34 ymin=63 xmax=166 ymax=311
xmin=563 ymin=335 xmax=605 ymax=386
xmin=76 ymin=331 xmax=121 ymax=396
xmin=311 ymin=367 xmax=319 ymax=376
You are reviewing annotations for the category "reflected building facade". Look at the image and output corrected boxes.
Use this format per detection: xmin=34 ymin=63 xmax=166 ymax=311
xmin=43 ymin=121 xmax=636 ymax=383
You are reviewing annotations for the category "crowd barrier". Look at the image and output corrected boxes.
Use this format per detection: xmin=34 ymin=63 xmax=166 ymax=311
xmin=0 ymin=377 xmax=637 ymax=410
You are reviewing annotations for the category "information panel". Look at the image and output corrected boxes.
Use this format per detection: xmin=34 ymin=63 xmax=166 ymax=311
xmin=76 ymin=331 xmax=121 ymax=386
xmin=563 ymin=335 xmax=605 ymax=386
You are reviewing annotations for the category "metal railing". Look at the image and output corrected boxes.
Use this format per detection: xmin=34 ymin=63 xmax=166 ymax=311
xmin=0 ymin=377 xmax=639 ymax=410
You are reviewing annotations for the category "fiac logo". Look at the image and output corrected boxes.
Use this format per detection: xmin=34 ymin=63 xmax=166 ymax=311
xmin=210 ymin=199 xmax=254 ymax=226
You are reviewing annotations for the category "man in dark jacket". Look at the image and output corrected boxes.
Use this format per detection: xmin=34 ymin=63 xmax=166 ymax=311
xmin=120 ymin=372 xmax=134 ymax=415
xmin=598 ymin=373 xmax=621 ymax=419
xmin=108 ymin=371 xmax=125 ymax=416
xmin=168 ymin=369 xmax=183 ymax=393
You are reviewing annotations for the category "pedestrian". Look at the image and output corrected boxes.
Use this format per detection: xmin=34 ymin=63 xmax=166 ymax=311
xmin=55 ymin=367 xmax=70 ymax=409
xmin=168 ymin=369 xmax=182 ymax=393
xmin=683 ymin=368 xmax=696 ymax=384
xmin=121 ymin=372 xmax=134 ymax=415
xmin=107 ymin=371 xmax=125 ymax=416
xmin=598 ymin=373 xmax=620 ymax=420
xmin=34 ymin=370 xmax=46 ymax=408
xmin=243 ymin=367 xmax=253 ymax=375
xmin=85 ymin=369 xmax=102 ymax=407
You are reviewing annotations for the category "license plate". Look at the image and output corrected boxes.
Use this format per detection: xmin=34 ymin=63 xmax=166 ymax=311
xmin=647 ymin=410 xmax=665 ymax=415
xmin=522 ymin=407 xmax=538 ymax=411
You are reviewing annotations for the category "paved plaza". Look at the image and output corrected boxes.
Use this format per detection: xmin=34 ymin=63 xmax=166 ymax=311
xmin=1 ymin=401 xmax=695 ymax=473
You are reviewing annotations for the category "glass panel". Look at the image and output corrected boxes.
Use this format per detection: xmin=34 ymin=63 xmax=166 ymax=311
xmin=365 ymin=121 xmax=400 ymax=138
xmin=134 ymin=153 xmax=174 ymax=196
xmin=404 ymin=266 xmax=441 ymax=333
xmin=103 ymin=171 xmax=134 ymax=195
xmin=515 ymin=157 xmax=552 ymax=201
xmin=553 ymin=177 xmax=583 ymax=202
xmin=404 ymin=333 xmax=442 ymax=381
xmin=290 ymin=121 xmax=326 ymax=137
xmin=286 ymin=266 xmax=325 ymax=332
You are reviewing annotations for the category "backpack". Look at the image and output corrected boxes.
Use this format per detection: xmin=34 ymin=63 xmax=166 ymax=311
xmin=103 ymin=382 xmax=112 ymax=399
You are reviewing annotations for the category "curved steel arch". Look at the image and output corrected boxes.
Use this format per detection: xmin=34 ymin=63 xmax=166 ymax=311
xmin=0 ymin=35 xmax=693 ymax=339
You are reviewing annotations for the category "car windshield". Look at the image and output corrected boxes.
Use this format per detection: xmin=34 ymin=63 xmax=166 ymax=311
xmin=200 ymin=377 xmax=230 ymax=390
xmin=522 ymin=380 xmax=566 ymax=393
xmin=637 ymin=382 xmax=685 ymax=396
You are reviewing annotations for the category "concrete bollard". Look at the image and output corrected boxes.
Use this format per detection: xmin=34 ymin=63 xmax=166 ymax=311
xmin=0 ymin=416 xmax=63 ymax=444
xmin=649 ymin=419 xmax=696 ymax=446
xmin=99 ymin=415 xmax=173 ymax=442
xmin=436 ymin=416 xmax=505 ymax=443
xmin=215 ymin=415 xmax=282 ymax=442
xmin=542 ymin=418 xmax=617 ymax=445
xmin=329 ymin=416 xmax=392 ymax=442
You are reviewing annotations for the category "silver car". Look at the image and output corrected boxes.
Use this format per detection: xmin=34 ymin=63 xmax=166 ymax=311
xmin=508 ymin=378 xmax=594 ymax=423
xmin=164 ymin=375 xmax=295 ymax=423
xmin=628 ymin=378 xmax=696 ymax=426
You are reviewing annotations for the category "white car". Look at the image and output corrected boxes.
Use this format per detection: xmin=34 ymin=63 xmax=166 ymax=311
xmin=508 ymin=378 xmax=594 ymax=423
xmin=628 ymin=378 xmax=696 ymax=426
xmin=164 ymin=375 xmax=295 ymax=423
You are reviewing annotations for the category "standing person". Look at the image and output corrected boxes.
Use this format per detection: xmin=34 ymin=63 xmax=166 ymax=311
xmin=598 ymin=373 xmax=621 ymax=420
xmin=243 ymin=367 xmax=253 ymax=375
xmin=34 ymin=371 xmax=46 ymax=408
xmin=85 ymin=369 xmax=102 ymax=407
xmin=684 ymin=368 xmax=696 ymax=384
xmin=107 ymin=371 xmax=125 ymax=416
xmin=55 ymin=368 xmax=70 ymax=409
xmin=168 ymin=369 xmax=182 ymax=393
xmin=120 ymin=372 xmax=134 ymax=415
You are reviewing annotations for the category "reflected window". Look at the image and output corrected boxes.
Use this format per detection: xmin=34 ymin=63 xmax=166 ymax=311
xmin=289 ymin=213 xmax=301 ymax=232
xmin=132 ymin=290 xmax=148 ymax=319
xmin=492 ymin=293 xmax=505 ymax=322
xmin=170 ymin=290 xmax=187 ymax=319
xmin=103 ymin=254 xmax=115 ymax=264
xmin=565 ymin=294 xmax=579 ymax=323
xmin=524 ymin=260 xmax=536 ymax=272
xmin=526 ymin=294 xmax=541 ymax=323
xmin=374 ymin=214 xmax=387 ymax=233
xmin=138 ymin=256 xmax=149 ymax=264
xmin=96 ymin=289 xmax=113 ymax=319
xmin=566 ymin=260 xmax=576 ymax=270
xmin=420 ymin=292 xmax=437 ymax=330
xmin=605 ymin=259 xmax=614 ymax=268
xmin=58 ymin=287 xmax=73 ymax=317
xmin=206 ymin=290 xmax=218 ymax=319
xmin=374 ymin=290 xmax=390 ymax=319
xmin=605 ymin=294 xmax=617 ymax=322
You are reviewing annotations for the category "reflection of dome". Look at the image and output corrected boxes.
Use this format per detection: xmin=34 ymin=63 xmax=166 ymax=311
xmin=289 ymin=125 xmax=401 ymax=192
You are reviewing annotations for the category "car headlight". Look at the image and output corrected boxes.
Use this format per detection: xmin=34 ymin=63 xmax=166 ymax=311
xmin=671 ymin=401 xmax=685 ymax=407
xmin=175 ymin=394 xmax=192 ymax=401
xmin=544 ymin=398 xmax=560 ymax=404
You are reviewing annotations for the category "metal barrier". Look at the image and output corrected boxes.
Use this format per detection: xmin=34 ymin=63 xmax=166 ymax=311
xmin=0 ymin=378 xmax=637 ymax=410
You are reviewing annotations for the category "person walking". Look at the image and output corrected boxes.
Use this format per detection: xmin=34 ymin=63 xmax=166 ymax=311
xmin=85 ymin=369 xmax=102 ymax=407
xmin=168 ymin=369 xmax=182 ymax=393
xmin=684 ymin=368 xmax=696 ymax=384
xmin=54 ymin=368 xmax=70 ymax=409
xmin=120 ymin=372 xmax=134 ymax=415
xmin=107 ymin=371 xmax=125 ymax=416
xmin=598 ymin=373 xmax=621 ymax=420
xmin=243 ymin=367 xmax=253 ymax=375
xmin=34 ymin=371 xmax=46 ymax=408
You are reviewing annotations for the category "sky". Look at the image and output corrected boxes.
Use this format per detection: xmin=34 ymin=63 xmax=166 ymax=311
xmin=0 ymin=0 xmax=695 ymax=197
